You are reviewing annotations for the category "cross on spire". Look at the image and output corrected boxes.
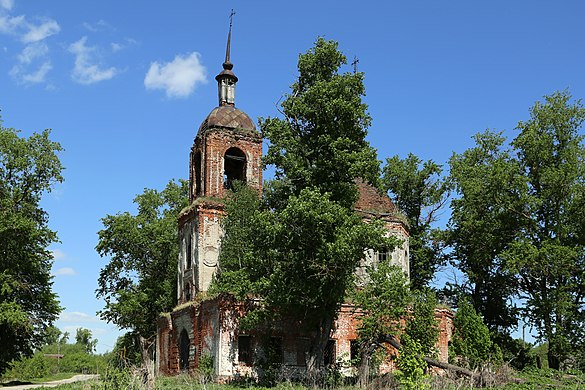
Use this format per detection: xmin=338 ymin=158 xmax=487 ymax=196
xmin=352 ymin=56 xmax=359 ymax=73
xmin=224 ymin=9 xmax=236 ymax=66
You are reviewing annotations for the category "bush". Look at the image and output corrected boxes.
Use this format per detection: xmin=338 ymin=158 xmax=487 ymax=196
xmin=451 ymin=299 xmax=499 ymax=368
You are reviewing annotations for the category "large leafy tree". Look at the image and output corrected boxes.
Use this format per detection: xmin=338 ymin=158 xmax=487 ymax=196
xmin=262 ymin=37 xmax=380 ymax=209
xmin=448 ymin=91 xmax=585 ymax=369
xmin=447 ymin=131 xmax=523 ymax=334
xmin=212 ymin=38 xmax=393 ymax=373
xmin=382 ymin=154 xmax=449 ymax=290
xmin=95 ymin=179 xmax=189 ymax=355
xmin=506 ymin=91 xmax=585 ymax=369
xmin=0 ymin=120 xmax=63 ymax=376
xmin=213 ymin=185 xmax=393 ymax=373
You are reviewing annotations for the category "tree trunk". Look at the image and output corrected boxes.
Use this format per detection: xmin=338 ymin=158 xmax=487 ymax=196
xmin=357 ymin=342 xmax=375 ymax=387
xmin=306 ymin=316 xmax=333 ymax=382
xmin=139 ymin=335 xmax=155 ymax=390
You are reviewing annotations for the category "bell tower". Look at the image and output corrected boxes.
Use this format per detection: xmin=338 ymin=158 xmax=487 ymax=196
xmin=177 ymin=17 xmax=262 ymax=302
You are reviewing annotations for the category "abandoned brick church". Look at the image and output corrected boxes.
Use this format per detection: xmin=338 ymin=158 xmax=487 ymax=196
xmin=156 ymin=28 xmax=453 ymax=379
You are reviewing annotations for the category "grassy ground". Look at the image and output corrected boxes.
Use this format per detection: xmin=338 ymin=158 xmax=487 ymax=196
xmin=26 ymin=369 xmax=585 ymax=390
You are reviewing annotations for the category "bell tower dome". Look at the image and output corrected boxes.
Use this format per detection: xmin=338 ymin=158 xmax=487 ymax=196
xmin=177 ymin=15 xmax=262 ymax=301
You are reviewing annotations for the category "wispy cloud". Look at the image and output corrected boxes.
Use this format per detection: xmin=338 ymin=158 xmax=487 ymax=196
xmin=69 ymin=36 xmax=118 ymax=84
xmin=0 ymin=0 xmax=14 ymax=11
xmin=10 ymin=42 xmax=52 ymax=84
xmin=51 ymin=248 xmax=66 ymax=260
xmin=144 ymin=52 xmax=207 ymax=98
xmin=60 ymin=311 xmax=101 ymax=323
xmin=82 ymin=19 xmax=113 ymax=33
xmin=52 ymin=267 xmax=76 ymax=276
xmin=22 ymin=18 xmax=60 ymax=43
xmin=0 ymin=9 xmax=59 ymax=86
xmin=0 ymin=14 xmax=25 ymax=35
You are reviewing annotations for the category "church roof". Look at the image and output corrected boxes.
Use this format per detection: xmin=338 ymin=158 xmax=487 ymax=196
xmin=354 ymin=179 xmax=398 ymax=214
xmin=197 ymin=105 xmax=258 ymax=136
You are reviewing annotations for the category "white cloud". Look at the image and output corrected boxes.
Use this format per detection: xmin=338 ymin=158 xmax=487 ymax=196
xmin=21 ymin=61 xmax=51 ymax=83
xmin=51 ymin=248 xmax=66 ymax=260
xmin=22 ymin=18 xmax=59 ymax=43
xmin=17 ymin=41 xmax=47 ymax=63
xmin=0 ymin=14 xmax=25 ymax=35
xmin=144 ymin=52 xmax=207 ymax=98
xmin=60 ymin=311 xmax=101 ymax=323
xmin=0 ymin=0 xmax=14 ymax=11
xmin=10 ymin=42 xmax=52 ymax=84
xmin=110 ymin=42 xmax=122 ymax=52
xmin=82 ymin=19 xmax=112 ymax=32
xmin=52 ymin=267 xmax=76 ymax=276
xmin=69 ymin=36 xmax=118 ymax=84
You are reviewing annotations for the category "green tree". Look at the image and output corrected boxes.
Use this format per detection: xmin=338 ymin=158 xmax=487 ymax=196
xmin=404 ymin=288 xmax=440 ymax=357
xmin=350 ymin=262 xmax=410 ymax=386
xmin=75 ymin=327 xmax=97 ymax=354
xmin=95 ymin=179 xmax=189 ymax=361
xmin=213 ymin=185 xmax=394 ymax=374
xmin=450 ymin=299 xmax=496 ymax=369
xmin=447 ymin=131 xmax=523 ymax=334
xmin=383 ymin=153 xmax=449 ymax=289
xmin=213 ymin=38 xmax=392 ymax=375
xmin=262 ymin=37 xmax=380 ymax=209
xmin=0 ymin=120 xmax=63 ymax=376
xmin=505 ymin=91 xmax=585 ymax=370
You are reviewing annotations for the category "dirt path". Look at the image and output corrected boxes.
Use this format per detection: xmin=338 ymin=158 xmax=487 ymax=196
xmin=1 ymin=374 xmax=99 ymax=389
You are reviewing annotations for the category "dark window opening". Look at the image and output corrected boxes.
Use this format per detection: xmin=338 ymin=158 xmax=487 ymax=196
xmin=179 ymin=329 xmax=190 ymax=370
xmin=268 ymin=337 xmax=283 ymax=365
xmin=224 ymin=147 xmax=246 ymax=189
xmin=296 ymin=337 xmax=310 ymax=366
xmin=350 ymin=339 xmax=360 ymax=362
xmin=186 ymin=236 xmax=192 ymax=269
xmin=238 ymin=335 xmax=252 ymax=364
xmin=324 ymin=339 xmax=336 ymax=367
xmin=194 ymin=152 xmax=202 ymax=196
xmin=376 ymin=248 xmax=389 ymax=263
xmin=185 ymin=283 xmax=191 ymax=302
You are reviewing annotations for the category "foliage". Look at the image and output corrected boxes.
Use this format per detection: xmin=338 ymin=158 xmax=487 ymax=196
xmin=3 ymin=339 xmax=108 ymax=381
xmin=447 ymin=130 xmax=523 ymax=334
xmin=505 ymin=91 xmax=585 ymax=370
xmin=261 ymin=37 xmax=380 ymax=209
xmin=395 ymin=333 xmax=429 ymax=390
xmin=213 ymin=185 xmax=394 ymax=372
xmin=383 ymin=153 xmax=449 ymax=289
xmin=349 ymin=261 xmax=409 ymax=385
xmin=404 ymin=288 xmax=440 ymax=357
xmin=75 ymin=328 xmax=97 ymax=354
xmin=450 ymin=299 xmax=497 ymax=369
xmin=0 ymin=120 xmax=63 ymax=376
xmin=95 ymin=179 xmax=189 ymax=344
xmin=110 ymin=332 xmax=142 ymax=369
xmin=449 ymin=91 xmax=585 ymax=370
xmin=198 ymin=353 xmax=214 ymax=382
xmin=214 ymin=38 xmax=391 ymax=373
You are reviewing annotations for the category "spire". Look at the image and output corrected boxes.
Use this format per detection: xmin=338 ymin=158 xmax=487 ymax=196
xmin=223 ymin=9 xmax=234 ymax=70
xmin=216 ymin=9 xmax=238 ymax=106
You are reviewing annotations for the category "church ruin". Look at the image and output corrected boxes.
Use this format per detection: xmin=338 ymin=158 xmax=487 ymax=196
xmin=156 ymin=24 xmax=453 ymax=380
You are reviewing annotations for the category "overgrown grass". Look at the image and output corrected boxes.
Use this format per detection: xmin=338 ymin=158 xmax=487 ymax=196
xmin=42 ymin=368 xmax=584 ymax=390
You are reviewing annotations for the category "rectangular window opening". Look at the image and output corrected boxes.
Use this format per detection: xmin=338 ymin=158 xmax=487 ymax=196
xmin=238 ymin=335 xmax=252 ymax=364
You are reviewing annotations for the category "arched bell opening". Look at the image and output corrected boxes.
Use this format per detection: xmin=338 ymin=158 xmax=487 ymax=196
xmin=224 ymin=147 xmax=246 ymax=189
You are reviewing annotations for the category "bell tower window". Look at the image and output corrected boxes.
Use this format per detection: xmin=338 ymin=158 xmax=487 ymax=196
xmin=194 ymin=152 xmax=202 ymax=196
xmin=224 ymin=147 xmax=246 ymax=189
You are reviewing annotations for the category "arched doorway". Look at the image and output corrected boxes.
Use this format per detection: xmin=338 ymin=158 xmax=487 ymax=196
xmin=179 ymin=329 xmax=190 ymax=370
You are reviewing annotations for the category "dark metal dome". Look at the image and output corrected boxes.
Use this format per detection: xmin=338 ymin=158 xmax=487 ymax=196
xmin=197 ymin=105 xmax=257 ymax=135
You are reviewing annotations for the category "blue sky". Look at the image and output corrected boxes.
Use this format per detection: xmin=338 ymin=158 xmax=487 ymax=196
xmin=1 ymin=1 xmax=584 ymax=353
